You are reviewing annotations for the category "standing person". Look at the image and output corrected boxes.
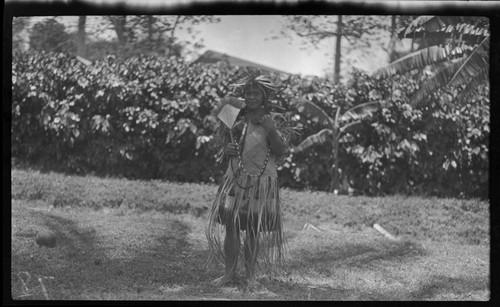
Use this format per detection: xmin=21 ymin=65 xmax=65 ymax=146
xmin=205 ymin=73 xmax=298 ymax=290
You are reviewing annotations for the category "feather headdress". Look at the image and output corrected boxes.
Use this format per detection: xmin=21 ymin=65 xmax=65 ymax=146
xmin=230 ymin=71 xmax=280 ymax=101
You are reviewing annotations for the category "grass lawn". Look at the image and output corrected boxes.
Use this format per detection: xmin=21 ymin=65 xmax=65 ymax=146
xmin=10 ymin=168 xmax=490 ymax=301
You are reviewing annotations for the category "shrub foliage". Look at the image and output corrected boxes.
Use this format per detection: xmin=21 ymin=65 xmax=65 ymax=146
xmin=11 ymin=51 xmax=489 ymax=199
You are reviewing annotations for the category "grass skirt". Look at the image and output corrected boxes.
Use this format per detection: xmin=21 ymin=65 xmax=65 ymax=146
xmin=205 ymin=171 xmax=287 ymax=274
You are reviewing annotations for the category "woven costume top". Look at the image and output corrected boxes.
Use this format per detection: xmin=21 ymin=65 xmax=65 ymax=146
xmin=227 ymin=121 xmax=278 ymax=179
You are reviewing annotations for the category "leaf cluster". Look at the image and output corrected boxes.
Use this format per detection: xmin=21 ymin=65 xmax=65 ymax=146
xmin=12 ymin=51 xmax=236 ymax=182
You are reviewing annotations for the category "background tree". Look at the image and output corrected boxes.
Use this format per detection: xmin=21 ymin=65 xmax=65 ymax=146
xmin=387 ymin=15 xmax=398 ymax=62
xmin=13 ymin=17 xmax=30 ymax=53
xmin=384 ymin=15 xmax=418 ymax=62
xmin=29 ymin=18 xmax=74 ymax=53
xmin=76 ymin=16 xmax=87 ymax=58
xmin=100 ymin=15 xmax=220 ymax=59
xmin=275 ymin=15 xmax=391 ymax=82
xmin=107 ymin=16 xmax=132 ymax=46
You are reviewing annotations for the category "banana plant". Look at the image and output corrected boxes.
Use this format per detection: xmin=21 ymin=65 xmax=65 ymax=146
xmin=374 ymin=15 xmax=489 ymax=106
xmin=291 ymin=98 xmax=384 ymax=193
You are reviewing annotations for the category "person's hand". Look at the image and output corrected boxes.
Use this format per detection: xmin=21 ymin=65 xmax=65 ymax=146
xmin=260 ymin=114 xmax=276 ymax=132
xmin=225 ymin=142 xmax=239 ymax=157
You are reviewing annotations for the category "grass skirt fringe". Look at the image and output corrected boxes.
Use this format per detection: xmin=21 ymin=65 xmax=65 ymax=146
xmin=204 ymin=172 xmax=288 ymax=275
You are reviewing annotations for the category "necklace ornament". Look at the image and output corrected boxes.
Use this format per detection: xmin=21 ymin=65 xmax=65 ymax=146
xmin=235 ymin=143 xmax=270 ymax=178
xmin=229 ymin=120 xmax=271 ymax=190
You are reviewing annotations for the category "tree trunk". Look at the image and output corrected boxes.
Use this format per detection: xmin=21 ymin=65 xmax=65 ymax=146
xmin=110 ymin=16 xmax=127 ymax=45
xmin=332 ymin=15 xmax=341 ymax=191
xmin=170 ymin=16 xmax=180 ymax=39
xmin=389 ymin=15 xmax=397 ymax=62
xmin=334 ymin=15 xmax=342 ymax=84
xmin=147 ymin=15 xmax=154 ymax=42
xmin=331 ymin=144 xmax=340 ymax=193
xmin=76 ymin=16 xmax=87 ymax=58
xmin=167 ymin=16 xmax=181 ymax=56
xmin=330 ymin=130 xmax=341 ymax=193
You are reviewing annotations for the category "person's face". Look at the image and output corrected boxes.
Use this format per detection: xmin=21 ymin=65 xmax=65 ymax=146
xmin=244 ymin=86 xmax=265 ymax=110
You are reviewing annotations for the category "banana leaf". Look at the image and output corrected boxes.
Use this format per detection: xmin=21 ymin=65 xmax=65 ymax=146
xmin=399 ymin=16 xmax=463 ymax=39
xmin=341 ymin=101 xmax=382 ymax=122
xmin=374 ymin=45 xmax=450 ymax=79
xmin=293 ymin=128 xmax=333 ymax=153
xmin=411 ymin=57 xmax=466 ymax=107
xmin=290 ymin=98 xmax=334 ymax=128
xmin=456 ymin=69 xmax=489 ymax=104
xmin=340 ymin=121 xmax=362 ymax=135
xmin=448 ymin=37 xmax=489 ymax=87
xmin=411 ymin=36 xmax=489 ymax=106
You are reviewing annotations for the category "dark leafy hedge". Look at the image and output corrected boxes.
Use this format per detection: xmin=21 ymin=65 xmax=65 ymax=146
xmin=12 ymin=51 xmax=233 ymax=182
xmin=351 ymin=70 xmax=489 ymax=199
xmin=11 ymin=51 xmax=489 ymax=199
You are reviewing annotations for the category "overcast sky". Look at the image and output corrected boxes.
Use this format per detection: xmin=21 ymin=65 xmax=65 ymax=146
xmin=192 ymin=15 xmax=339 ymax=76
xmin=192 ymin=15 xmax=392 ymax=77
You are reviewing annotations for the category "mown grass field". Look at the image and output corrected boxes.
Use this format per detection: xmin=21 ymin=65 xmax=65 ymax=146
xmin=10 ymin=168 xmax=490 ymax=301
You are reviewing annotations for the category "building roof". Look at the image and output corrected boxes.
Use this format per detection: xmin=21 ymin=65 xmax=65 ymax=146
xmin=193 ymin=50 xmax=290 ymax=75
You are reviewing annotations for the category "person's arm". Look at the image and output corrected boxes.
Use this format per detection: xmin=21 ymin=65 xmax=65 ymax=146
xmin=261 ymin=115 xmax=285 ymax=157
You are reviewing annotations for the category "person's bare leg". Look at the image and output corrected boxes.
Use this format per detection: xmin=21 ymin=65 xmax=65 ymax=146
xmin=244 ymin=228 xmax=262 ymax=289
xmin=211 ymin=225 xmax=240 ymax=286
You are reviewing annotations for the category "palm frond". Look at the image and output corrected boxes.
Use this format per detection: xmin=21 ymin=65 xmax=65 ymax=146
xmin=448 ymin=37 xmax=489 ymax=87
xmin=290 ymin=98 xmax=334 ymax=128
xmin=399 ymin=16 xmax=463 ymax=38
xmin=230 ymin=71 xmax=280 ymax=93
xmin=374 ymin=45 xmax=450 ymax=79
xmin=293 ymin=128 xmax=333 ymax=153
xmin=417 ymin=16 xmax=454 ymax=32
xmin=411 ymin=57 xmax=466 ymax=106
xmin=453 ymin=23 xmax=490 ymax=39
xmin=456 ymin=69 xmax=489 ymax=104
xmin=411 ymin=36 xmax=489 ymax=106
xmin=400 ymin=17 xmax=489 ymax=40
